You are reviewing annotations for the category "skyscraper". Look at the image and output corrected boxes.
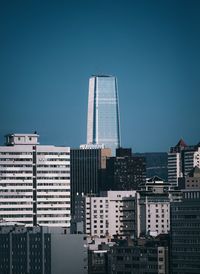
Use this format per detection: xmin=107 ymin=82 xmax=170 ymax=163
xmin=87 ymin=75 xmax=121 ymax=155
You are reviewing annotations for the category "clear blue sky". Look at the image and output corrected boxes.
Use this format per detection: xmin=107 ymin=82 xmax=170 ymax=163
xmin=0 ymin=0 xmax=199 ymax=152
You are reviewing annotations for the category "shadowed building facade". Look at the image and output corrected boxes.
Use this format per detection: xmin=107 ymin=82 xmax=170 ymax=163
xmin=70 ymin=147 xmax=111 ymax=216
xmin=102 ymin=148 xmax=146 ymax=191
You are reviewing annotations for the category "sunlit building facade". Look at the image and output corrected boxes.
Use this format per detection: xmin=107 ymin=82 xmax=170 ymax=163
xmin=87 ymin=75 xmax=121 ymax=155
xmin=0 ymin=133 xmax=71 ymax=228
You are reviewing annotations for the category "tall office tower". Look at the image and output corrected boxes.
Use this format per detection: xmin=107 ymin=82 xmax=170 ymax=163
xmin=103 ymin=148 xmax=146 ymax=191
xmin=0 ymin=133 xmax=70 ymax=228
xmin=168 ymin=139 xmax=200 ymax=187
xmin=87 ymin=75 xmax=121 ymax=155
xmin=171 ymin=190 xmax=200 ymax=273
xmin=70 ymin=147 xmax=111 ymax=216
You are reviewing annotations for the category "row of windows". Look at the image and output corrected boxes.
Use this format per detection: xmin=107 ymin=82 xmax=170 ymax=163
xmin=0 ymin=195 xmax=70 ymax=198
xmin=0 ymin=177 xmax=70 ymax=180
xmin=0 ymin=152 xmax=32 ymax=155
xmin=37 ymin=170 xmax=69 ymax=174
xmin=0 ymin=183 xmax=69 ymax=187
xmin=38 ymin=158 xmax=69 ymax=162
xmin=37 ymin=165 xmax=70 ymax=168
xmin=0 ymin=207 xmax=70 ymax=211
xmin=0 ymin=159 xmax=32 ymax=162
xmin=37 ymin=152 xmax=69 ymax=155
xmin=0 ymin=165 xmax=32 ymax=167
xmin=0 ymin=171 xmax=33 ymax=174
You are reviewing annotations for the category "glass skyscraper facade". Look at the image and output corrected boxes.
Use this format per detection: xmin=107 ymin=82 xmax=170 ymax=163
xmin=87 ymin=75 xmax=121 ymax=155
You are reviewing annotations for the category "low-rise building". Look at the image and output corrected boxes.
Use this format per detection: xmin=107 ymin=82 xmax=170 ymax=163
xmin=110 ymin=235 xmax=169 ymax=274
xmin=0 ymin=224 xmax=87 ymax=274
xmin=74 ymin=191 xmax=136 ymax=239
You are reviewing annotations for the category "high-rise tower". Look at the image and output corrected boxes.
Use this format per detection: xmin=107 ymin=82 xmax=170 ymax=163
xmin=87 ymin=75 xmax=121 ymax=155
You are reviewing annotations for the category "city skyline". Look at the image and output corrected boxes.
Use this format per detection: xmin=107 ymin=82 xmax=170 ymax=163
xmin=0 ymin=0 xmax=200 ymax=152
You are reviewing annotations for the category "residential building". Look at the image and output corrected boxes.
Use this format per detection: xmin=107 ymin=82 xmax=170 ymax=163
xmin=168 ymin=139 xmax=200 ymax=187
xmin=184 ymin=145 xmax=200 ymax=176
xmin=137 ymin=177 xmax=170 ymax=237
xmin=86 ymin=75 xmax=121 ymax=155
xmin=185 ymin=166 xmax=200 ymax=189
xmin=76 ymin=191 xmax=136 ymax=238
xmin=0 ymin=133 xmax=70 ymax=227
xmin=168 ymin=139 xmax=187 ymax=187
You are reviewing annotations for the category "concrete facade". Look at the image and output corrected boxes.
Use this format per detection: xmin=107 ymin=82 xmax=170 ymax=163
xmin=0 ymin=133 xmax=70 ymax=227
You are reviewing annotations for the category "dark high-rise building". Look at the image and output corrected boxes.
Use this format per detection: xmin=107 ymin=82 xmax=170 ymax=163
xmin=70 ymin=148 xmax=111 ymax=215
xmin=103 ymin=148 xmax=146 ymax=191
xmin=170 ymin=190 xmax=200 ymax=273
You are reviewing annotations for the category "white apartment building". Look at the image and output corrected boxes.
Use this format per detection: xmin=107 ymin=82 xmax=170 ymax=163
xmin=84 ymin=191 xmax=136 ymax=238
xmin=184 ymin=147 xmax=200 ymax=175
xmin=168 ymin=152 xmax=182 ymax=186
xmin=168 ymin=139 xmax=200 ymax=187
xmin=0 ymin=133 xmax=70 ymax=227
xmin=137 ymin=177 xmax=170 ymax=237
